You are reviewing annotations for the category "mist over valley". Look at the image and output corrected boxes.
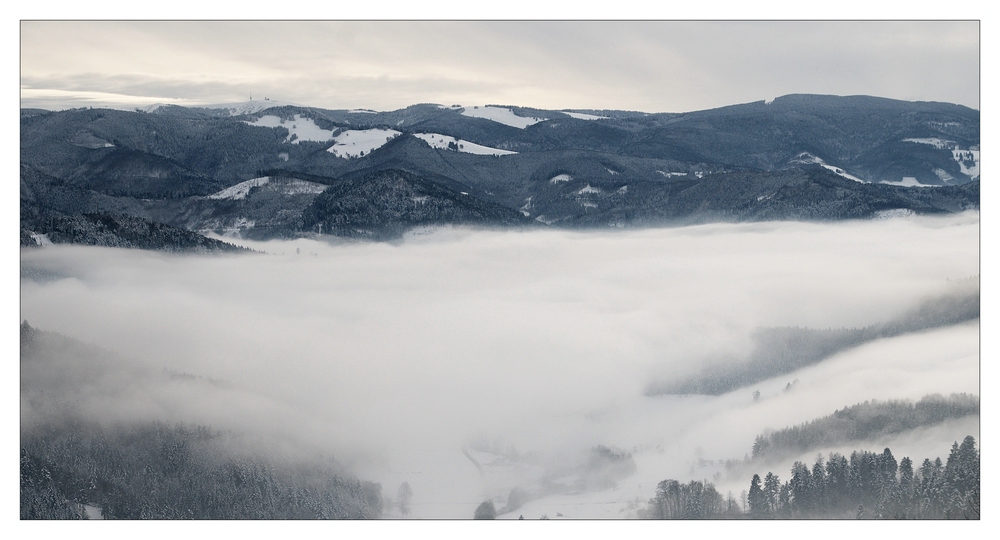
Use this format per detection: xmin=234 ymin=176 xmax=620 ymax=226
xmin=20 ymin=214 xmax=979 ymax=518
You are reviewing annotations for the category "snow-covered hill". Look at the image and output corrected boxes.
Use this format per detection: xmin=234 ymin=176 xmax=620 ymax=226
xmin=461 ymin=106 xmax=546 ymax=129
xmin=413 ymin=133 xmax=516 ymax=156
xmin=245 ymin=114 xmax=336 ymax=144
xmin=327 ymin=129 xmax=402 ymax=159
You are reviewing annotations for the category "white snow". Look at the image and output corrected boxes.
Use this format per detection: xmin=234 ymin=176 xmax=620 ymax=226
xmin=246 ymin=114 xmax=335 ymax=144
xmin=208 ymin=177 xmax=271 ymax=200
xmin=208 ymin=177 xmax=326 ymax=201
xmin=903 ymin=137 xmax=950 ymax=149
xmin=413 ymin=133 xmax=517 ymax=156
xmin=656 ymin=171 xmax=688 ymax=178
xmin=29 ymin=233 xmax=52 ymax=246
xmin=83 ymin=505 xmax=103 ymax=519
xmin=563 ymin=111 xmax=608 ymax=120
xmin=606 ymin=168 xmax=619 ymax=175
xmin=519 ymin=197 xmax=533 ymax=216
xmin=549 ymin=174 xmax=572 ymax=184
xmin=348 ymin=109 xmax=378 ymax=114
xmin=789 ymin=152 xmax=867 ymax=183
xmin=953 ymin=148 xmax=980 ymax=178
xmin=577 ymin=184 xmax=601 ymax=195
xmin=881 ymin=177 xmax=939 ymax=188
xmin=461 ymin=106 xmax=546 ymax=129
xmin=326 ymin=129 xmax=401 ymax=159
xmin=933 ymin=168 xmax=956 ymax=183
xmin=617 ymin=186 xmax=628 ymax=194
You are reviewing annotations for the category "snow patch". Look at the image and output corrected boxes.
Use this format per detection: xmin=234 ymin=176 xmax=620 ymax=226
xmin=208 ymin=177 xmax=271 ymax=200
xmin=903 ymin=137 xmax=950 ymax=149
xmin=83 ymin=505 xmax=103 ymax=519
xmin=327 ymin=129 xmax=401 ymax=159
xmin=581 ymin=202 xmax=598 ymax=209
xmin=413 ymin=133 xmax=517 ymax=156
xmin=549 ymin=174 xmax=572 ymax=184
xmin=29 ymin=233 xmax=52 ymax=246
xmin=789 ymin=152 xmax=867 ymax=183
xmin=563 ymin=111 xmax=607 ymax=120
xmin=246 ymin=115 xmax=335 ymax=144
xmin=461 ymin=106 xmax=546 ymax=129
xmin=882 ymin=177 xmax=939 ymax=188
xmin=605 ymin=168 xmax=619 ymax=175
xmin=348 ymin=109 xmax=378 ymax=114
xmin=519 ymin=197 xmax=533 ymax=217
xmin=577 ymin=184 xmax=601 ymax=195
xmin=656 ymin=171 xmax=687 ymax=178
xmin=616 ymin=186 xmax=628 ymax=194
xmin=933 ymin=168 xmax=956 ymax=183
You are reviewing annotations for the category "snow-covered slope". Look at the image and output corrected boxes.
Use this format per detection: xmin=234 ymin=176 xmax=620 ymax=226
xmin=461 ymin=106 xmax=546 ymax=129
xmin=208 ymin=177 xmax=272 ymax=200
xmin=789 ymin=152 xmax=867 ymax=183
xmin=326 ymin=129 xmax=402 ymax=159
xmin=207 ymin=176 xmax=328 ymax=200
xmin=413 ymin=133 xmax=516 ymax=156
xmin=246 ymin=114 xmax=335 ymax=144
xmin=563 ymin=111 xmax=608 ymax=120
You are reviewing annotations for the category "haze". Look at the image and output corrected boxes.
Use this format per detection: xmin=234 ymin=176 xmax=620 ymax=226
xmin=19 ymin=214 xmax=980 ymax=517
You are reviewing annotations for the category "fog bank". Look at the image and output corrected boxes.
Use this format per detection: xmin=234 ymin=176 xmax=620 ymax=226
xmin=20 ymin=213 xmax=979 ymax=517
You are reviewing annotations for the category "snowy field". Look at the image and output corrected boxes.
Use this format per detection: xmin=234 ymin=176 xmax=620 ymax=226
xmin=19 ymin=213 xmax=980 ymax=519
xmin=461 ymin=105 xmax=546 ymax=129
xmin=562 ymin=111 xmax=608 ymax=120
xmin=413 ymin=133 xmax=516 ymax=156
xmin=246 ymin=114 xmax=336 ymax=144
xmin=327 ymin=128 xmax=401 ymax=159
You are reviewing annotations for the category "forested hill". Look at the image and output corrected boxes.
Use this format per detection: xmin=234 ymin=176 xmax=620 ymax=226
xmin=648 ymin=276 xmax=979 ymax=396
xmin=20 ymin=321 xmax=382 ymax=519
xmin=643 ymin=436 xmax=980 ymax=519
xmin=749 ymin=394 xmax=980 ymax=463
xmin=20 ymin=94 xmax=980 ymax=245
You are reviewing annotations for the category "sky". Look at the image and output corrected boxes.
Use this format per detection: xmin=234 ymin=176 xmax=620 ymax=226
xmin=19 ymin=20 xmax=981 ymax=113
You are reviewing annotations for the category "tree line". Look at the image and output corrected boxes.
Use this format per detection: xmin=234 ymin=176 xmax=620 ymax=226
xmin=644 ymin=436 xmax=979 ymax=519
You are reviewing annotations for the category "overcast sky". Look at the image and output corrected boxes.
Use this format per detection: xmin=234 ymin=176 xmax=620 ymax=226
xmin=20 ymin=20 xmax=980 ymax=113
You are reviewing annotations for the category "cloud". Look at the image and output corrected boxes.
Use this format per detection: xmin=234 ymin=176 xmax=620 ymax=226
xmin=19 ymin=214 xmax=980 ymax=516
xmin=19 ymin=21 xmax=980 ymax=112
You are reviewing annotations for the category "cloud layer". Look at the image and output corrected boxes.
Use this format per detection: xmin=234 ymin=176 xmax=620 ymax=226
xmin=19 ymin=214 xmax=980 ymax=517
xmin=20 ymin=21 xmax=980 ymax=112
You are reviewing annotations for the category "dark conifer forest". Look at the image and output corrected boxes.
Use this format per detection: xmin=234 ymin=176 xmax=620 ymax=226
xmin=643 ymin=437 xmax=979 ymax=519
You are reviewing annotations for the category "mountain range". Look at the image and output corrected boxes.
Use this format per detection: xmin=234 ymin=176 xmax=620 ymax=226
xmin=20 ymin=94 xmax=980 ymax=247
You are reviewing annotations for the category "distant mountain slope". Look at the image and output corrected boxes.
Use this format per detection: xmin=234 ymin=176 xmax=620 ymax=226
xmin=648 ymin=276 xmax=980 ymax=396
xmin=20 ymin=94 xmax=980 ymax=243
xmin=20 ymin=322 xmax=382 ymax=520
xmin=301 ymin=168 xmax=535 ymax=240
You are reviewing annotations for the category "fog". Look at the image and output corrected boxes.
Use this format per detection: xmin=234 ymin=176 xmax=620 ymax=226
xmin=19 ymin=213 xmax=979 ymax=518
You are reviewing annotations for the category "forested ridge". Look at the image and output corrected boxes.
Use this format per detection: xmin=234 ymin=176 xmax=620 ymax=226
xmin=750 ymin=394 xmax=980 ymax=463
